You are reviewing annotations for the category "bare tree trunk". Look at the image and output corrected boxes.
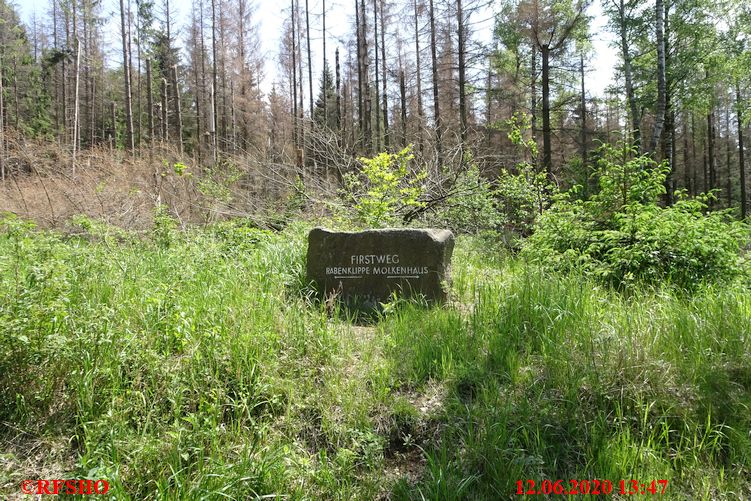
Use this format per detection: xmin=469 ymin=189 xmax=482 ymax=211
xmin=238 ymin=0 xmax=247 ymax=124
xmin=400 ymin=66 xmax=407 ymax=147
xmin=82 ymin=0 xmax=92 ymax=148
xmin=708 ymin=110 xmax=716 ymax=192
xmin=618 ymin=0 xmax=640 ymax=149
xmin=669 ymin=109 xmax=676 ymax=198
xmin=355 ymin=0 xmax=363 ymax=144
xmin=100 ymin=63 xmax=107 ymax=143
xmin=209 ymin=82 xmax=217 ymax=162
xmin=485 ymin=56 xmax=492 ymax=149
xmin=541 ymin=45 xmax=552 ymax=177
xmin=89 ymin=76 xmax=96 ymax=146
xmin=199 ymin=0 xmax=207 ymax=162
xmin=662 ymin=2 xmax=674 ymax=203
xmin=119 ymin=0 xmax=135 ymax=149
xmin=292 ymin=0 xmax=298 ymax=153
xmin=323 ymin=0 xmax=328 ymax=127
xmin=380 ymin=0 xmax=389 ymax=149
xmin=683 ymin=112 xmax=690 ymax=194
xmin=360 ymin=0 xmax=371 ymax=152
xmin=63 ymin=6 xmax=68 ymax=143
xmin=691 ymin=112 xmax=698 ymax=196
xmin=530 ymin=45 xmax=537 ymax=146
xmin=347 ymin=58 xmax=354 ymax=146
xmin=135 ymin=2 xmax=142 ymax=149
xmin=413 ymin=0 xmax=423 ymax=154
xmin=428 ymin=0 xmax=442 ymax=167
xmin=457 ymin=0 xmax=467 ymax=143
xmin=335 ymin=48 xmax=341 ymax=131
xmin=579 ymin=52 xmax=587 ymax=175
xmin=726 ymin=103 xmax=732 ymax=208
xmin=305 ymin=0 xmax=313 ymax=118
xmin=219 ymin=6 xmax=228 ymax=145
xmin=11 ymin=61 xmax=18 ymax=130
xmin=53 ymin=0 xmax=60 ymax=136
xmin=211 ymin=0 xmax=219 ymax=151
xmin=738 ymin=83 xmax=747 ymax=218
xmin=297 ymin=0 xmax=305 ymax=160
xmin=703 ymin=118 xmax=708 ymax=193
xmin=146 ymin=58 xmax=154 ymax=143
xmin=373 ymin=0 xmax=381 ymax=151
xmin=172 ymin=65 xmax=183 ymax=153
xmin=72 ymin=37 xmax=82 ymax=173
xmin=110 ymin=101 xmax=117 ymax=149
xmin=230 ymin=81 xmax=236 ymax=152
xmin=295 ymin=0 xmax=304 ymax=160
xmin=650 ymin=0 xmax=666 ymax=154
xmin=0 ymin=55 xmax=4 ymax=183
xmin=161 ymin=78 xmax=169 ymax=140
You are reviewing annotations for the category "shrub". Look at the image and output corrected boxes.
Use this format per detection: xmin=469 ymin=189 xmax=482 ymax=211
xmin=429 ymin=115 xmax=556 ymax=238
xmin=207 ymin=219 xmax=272 ymax=256
xmin=495 ymin=162 xmax=555 ymax=236
xmin=342 ymin=146 xmax=426 ymax=227
xmin=495 ymin=112 xmax=557 ymax=237
xmin=152 ymin=204 xmax=179 ymax=248
xmin=522 ymin=142 xmax=750 ymax=289
xmin=429 ymin=164 xmax=502 ymax=234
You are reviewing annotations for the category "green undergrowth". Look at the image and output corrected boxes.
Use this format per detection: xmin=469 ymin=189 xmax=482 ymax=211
xmin=1 ymin=214 xmax=750 ymax=499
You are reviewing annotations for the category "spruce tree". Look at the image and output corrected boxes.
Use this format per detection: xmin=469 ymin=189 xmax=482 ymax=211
xmin=313 ymin=62 xmax=338 ymax=131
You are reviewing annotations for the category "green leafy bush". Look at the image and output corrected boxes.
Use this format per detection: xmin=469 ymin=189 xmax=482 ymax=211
xmin=429 ymin=164 xmax=502 ymax=234
xmin=495 ymin=112 xmax=557 ymax=237
xmin=207 ymin=219 xmax=272 ymax=256
xmin=429 ymin=116 xmax=556 ymax=237
xmin=152 ymin=204 xmax=179 ymax=248
xmin=495 ymin=163 xmax=555 ymax=236
xmin=342 ymin=146 xmax=426 ymax=227
xmin=197 ymin=162 xmax=243 ymax=205
xmin=523 ymin=142 xmax=750 ymax=289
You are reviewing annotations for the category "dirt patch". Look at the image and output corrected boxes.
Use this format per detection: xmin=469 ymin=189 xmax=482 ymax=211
xmin=0 ymin=434 xmax=76 ymax=499
xmin=377 ymin=380 xmax=448 ymax=496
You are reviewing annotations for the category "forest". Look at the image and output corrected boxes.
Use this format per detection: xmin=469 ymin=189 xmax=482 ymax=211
xmin=1 ymin=0 xmax=751 ymax=499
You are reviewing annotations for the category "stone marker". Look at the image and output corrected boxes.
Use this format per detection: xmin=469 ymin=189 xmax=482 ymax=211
xmin=306 ymin=227 xmax=455 ymax=306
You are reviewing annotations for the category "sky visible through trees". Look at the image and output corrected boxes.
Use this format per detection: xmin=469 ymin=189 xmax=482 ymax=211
xmin=14 ymin=0 xmax=617 ymax=98
xmin=2 ymin=0 xmax=750 ymax=218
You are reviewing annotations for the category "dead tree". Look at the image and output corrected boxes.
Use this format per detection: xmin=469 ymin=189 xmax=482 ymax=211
xmin=379 ymin=0 xmax=389 ymax=148
xmin=0 ymin=54 xmax=5 ymax=182
xmin=161 ymin=78 xmax=169 ymax=140
xmin=146 ymin=58 xmax=154 ymax=143
xmin=119 ymin=0 xmax=135 ymax=149
xmin=172 ymin=65 xmax=183 ymax=153
xmin=428 ymin=0 xmax=442 ymax=167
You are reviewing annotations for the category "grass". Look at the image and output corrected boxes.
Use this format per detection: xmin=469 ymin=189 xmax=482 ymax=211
xmin=1 ymin=214 xmax=750 ymax=499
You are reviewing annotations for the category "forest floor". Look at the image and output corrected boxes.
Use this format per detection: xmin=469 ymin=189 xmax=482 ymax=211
xmin=1 ymin=216 xmax=750 ymax=499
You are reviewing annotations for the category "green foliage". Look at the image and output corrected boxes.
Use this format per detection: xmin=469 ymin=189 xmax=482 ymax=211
xmin=342 ymin=146 xmax=426 ymax=227
xmin=0 ymin=220 xmax=750 ymax=498
xmin=430 ymin=114 xmax=554 ymax=238
xmin=0 ymin=0 xmax=54 ymax=137
xmin=197 ymin=162 xmax=242 ymax=205
xmin=496 ymin=163 xmax=555 ymax=236
xmin=523 ymin=142 xmax=750 ymax=289
xmin=494 ymin=113 xmax=557 ymax=236
xmin=207 ymin=218 xmax=272 ymax=256
xmin=172 ymin=161 xmax=189 ymax=176
xmin=152 ymin=204 xmax=178 ymax=248
xmin=505 ymin=112 xmax=538 ymax=158
xmin=313 ymin=62 xmax=338 ymax=131
xmin=429 ymin=165 xmax=502 ymax=234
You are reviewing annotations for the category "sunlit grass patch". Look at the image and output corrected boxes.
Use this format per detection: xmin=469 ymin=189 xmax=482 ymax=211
xmin=0 ymin=216 xmax=749 ymax=499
